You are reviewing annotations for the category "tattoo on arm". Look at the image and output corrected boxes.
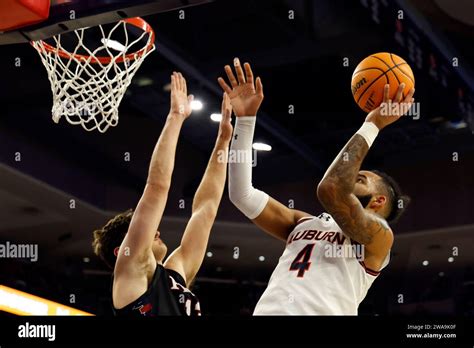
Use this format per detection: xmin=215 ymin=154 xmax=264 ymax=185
xmin=329 ymin=197 xmax=390 ymax=244
xmin=323 ymin=134 xmax=368 ymax=193
xmin=318 ymin=134 xmax=391 ymax=245
xmin=319 ymin=185 xmax=390 ymax=244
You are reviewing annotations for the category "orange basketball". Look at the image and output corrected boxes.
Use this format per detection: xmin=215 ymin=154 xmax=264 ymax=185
xmin=351 ymin=52 xmax=415 ymax=112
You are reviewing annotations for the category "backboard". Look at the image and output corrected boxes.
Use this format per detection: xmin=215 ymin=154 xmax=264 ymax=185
xmin=0 ymin=0 xmax=212 ymax=45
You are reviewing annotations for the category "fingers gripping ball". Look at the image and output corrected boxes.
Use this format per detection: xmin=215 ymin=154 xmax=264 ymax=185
xmin=351 ymin=52 xmax=415 ymax=112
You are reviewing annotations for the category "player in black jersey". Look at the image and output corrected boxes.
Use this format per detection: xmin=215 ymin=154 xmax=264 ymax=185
xmin=92 ymin=72 xmax=233 ymax=316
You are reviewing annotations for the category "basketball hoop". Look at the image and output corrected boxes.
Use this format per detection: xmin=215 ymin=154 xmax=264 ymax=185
xmin=31 ymin=17 xmax=155 ymax=133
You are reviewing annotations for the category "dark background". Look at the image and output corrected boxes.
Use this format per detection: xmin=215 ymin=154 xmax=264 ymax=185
xmin=0 ymin=0 xmax=473 ymax=316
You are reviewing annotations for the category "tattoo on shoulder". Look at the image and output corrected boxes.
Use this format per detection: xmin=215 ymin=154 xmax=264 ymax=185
xmin=334 ymin=207 xmax=391 ymax=245
xmin=362 ymin=215 xmax=391 ymax=244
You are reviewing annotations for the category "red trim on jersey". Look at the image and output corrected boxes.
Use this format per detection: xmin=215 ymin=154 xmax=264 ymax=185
xmin=359 ymin=261 xmax=381 ymax=276
xmin=295 ymin=216 xmax=314 ymax=227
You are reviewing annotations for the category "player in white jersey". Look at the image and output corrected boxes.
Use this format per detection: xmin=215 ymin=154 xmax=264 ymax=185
xmin=218 ymin=59 xmax=414 ymax=315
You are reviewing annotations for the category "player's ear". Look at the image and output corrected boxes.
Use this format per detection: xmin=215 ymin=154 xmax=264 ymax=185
xmin=370 ymin=195 xmax=386 ymax=209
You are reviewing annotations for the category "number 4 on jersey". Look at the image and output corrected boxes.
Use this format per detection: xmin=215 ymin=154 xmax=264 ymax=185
xmin=290 ymin=243 xmax=315 ymax=277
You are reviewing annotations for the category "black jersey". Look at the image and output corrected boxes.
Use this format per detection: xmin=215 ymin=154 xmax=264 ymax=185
xmin=113 ymin=264 xmax=201 ymax=316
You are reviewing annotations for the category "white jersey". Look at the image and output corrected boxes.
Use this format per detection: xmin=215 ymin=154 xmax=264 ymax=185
xmin=253 ymin=213 xmax=390 ymax=315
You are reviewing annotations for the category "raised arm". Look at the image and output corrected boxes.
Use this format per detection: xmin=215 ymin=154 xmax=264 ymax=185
xmin=219 ymin=59 xmax=311 ymax=242
xmin=164 ymin=94 xmax=233 ymax=285
xmin=115 ymin=72 xmax=193 ymax=276
xmin=317 ymin=84 xmax=414 ymax=260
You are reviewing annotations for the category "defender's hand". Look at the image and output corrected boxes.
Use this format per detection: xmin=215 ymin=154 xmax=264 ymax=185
xmin=366 ymin=83 xmax=415 ymax=130
xmin=218 ymin=93 xmax=233 ymax=142
xmin=169 ymin=71 xmax=194 ymax=119
xmin=218 ymin=58 xmax=264 ymax=117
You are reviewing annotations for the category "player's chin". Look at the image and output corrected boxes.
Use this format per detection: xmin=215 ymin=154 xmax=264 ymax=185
xmin=155 ymin=239 xmax=166 ymax=249
xmin=153 ymin=242 xmax=168 ymax=262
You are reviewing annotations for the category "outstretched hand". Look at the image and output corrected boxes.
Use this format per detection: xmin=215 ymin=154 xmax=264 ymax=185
xmin=218 ymin=58 xmax=264 ymax=117
xmin=366 ymin=83 xmax=415 ymax=130
xmin=170 ymin=71 xmax=194 ymax=119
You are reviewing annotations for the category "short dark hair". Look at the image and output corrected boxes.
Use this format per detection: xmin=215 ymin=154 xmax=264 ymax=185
xmin=92 ymin=209 xmax=133 ymax=269
xmin=371 ymin=170 xmax=410 ymax=224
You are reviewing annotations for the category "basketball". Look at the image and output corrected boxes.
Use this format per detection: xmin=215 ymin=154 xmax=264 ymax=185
xmin=351 ymin=52 xmax=415 ymax=112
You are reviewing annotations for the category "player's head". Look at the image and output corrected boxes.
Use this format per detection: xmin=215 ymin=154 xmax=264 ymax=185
xmin=92 ymin=209 xmax=168 ymax=269
xmin=354 ymin=170 xmax=410 ymax=224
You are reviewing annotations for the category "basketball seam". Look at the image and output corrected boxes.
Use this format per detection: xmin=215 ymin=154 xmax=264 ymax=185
xmin=372 ymin=55 xmax=408 ymax=99
xmin=355 ymin=70 xmax=389 ymax=104
xmin=390 ymin=53 xmax=415 ymax=84
xmin=371 ymin=55 xmax=401 ymax=84
xmin=352 ymin=66 xmax=386 ymax=77
xmin=356 ymin=59 xmax=407 ymax=104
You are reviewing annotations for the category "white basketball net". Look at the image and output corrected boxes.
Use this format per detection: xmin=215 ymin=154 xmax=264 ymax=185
xmin=31 ymin=19 xmax=155 ymax=133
